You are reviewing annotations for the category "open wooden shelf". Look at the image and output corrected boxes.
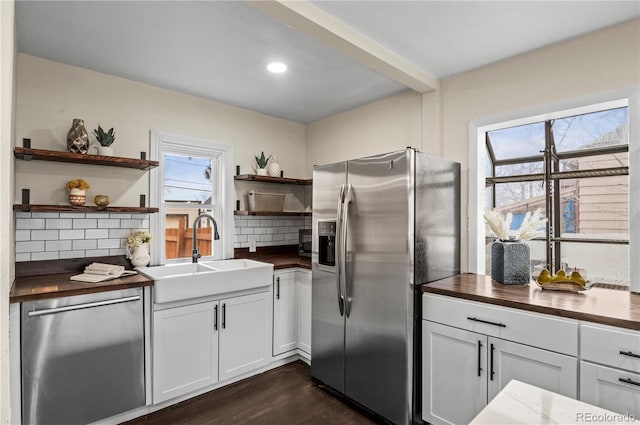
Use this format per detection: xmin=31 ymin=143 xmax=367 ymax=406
xmin=234 ymin=210 xmax=311 ymax=217
xmin=14 ymin=204 xmax=159 ymax=214
xmin=14 ymin=147 xmax=159 ymax=170
xmin=234 ymin=174 xmax=312 ymax=185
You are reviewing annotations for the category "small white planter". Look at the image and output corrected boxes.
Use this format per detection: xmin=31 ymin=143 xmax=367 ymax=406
xmin=256 ymin=168 xmax=268 ymax=176
xmin=97 ymin=145 xmax=114 ymax=156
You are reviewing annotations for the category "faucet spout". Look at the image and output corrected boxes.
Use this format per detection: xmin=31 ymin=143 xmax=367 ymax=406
xmin=192 ymin=213 xmax=220 ymax=263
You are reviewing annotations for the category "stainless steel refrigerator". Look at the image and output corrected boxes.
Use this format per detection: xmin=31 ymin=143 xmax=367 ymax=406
xmin=311 ymin=148 xmax=460 ymax=425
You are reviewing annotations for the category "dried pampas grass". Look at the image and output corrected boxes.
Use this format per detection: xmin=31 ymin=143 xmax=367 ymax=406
xmin=484 ymin=208 xmax=547 ymax=241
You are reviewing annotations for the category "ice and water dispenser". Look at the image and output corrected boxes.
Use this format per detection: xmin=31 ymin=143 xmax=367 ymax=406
xmin=317 ymin=221 xmax=336 ymax=267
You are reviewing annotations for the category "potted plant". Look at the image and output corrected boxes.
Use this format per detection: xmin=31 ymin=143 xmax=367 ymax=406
xmin=93 ymin=124 xmax=116 ymax=156
xmin=66 ymin=178 xmax=90 ymax=206
xmin=254 ymin=151 xmax=271 ymax=176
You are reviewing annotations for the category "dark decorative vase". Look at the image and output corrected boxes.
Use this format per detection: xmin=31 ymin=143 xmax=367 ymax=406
xmin=66 ymin=118 xmax=89 ymax=154
xmin=491 ymin=240 xmax=530 ymax=285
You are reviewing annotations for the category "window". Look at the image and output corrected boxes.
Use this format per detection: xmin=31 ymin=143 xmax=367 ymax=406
xmin=468 ymin=90 xmax=639 ymax=293
xmin=485 ymin=106 xmax=629 ymax=288
xmin=150 ymin=131 xmax=234 ymax=264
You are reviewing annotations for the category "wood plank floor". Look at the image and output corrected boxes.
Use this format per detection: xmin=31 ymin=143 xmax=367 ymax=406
xmin=123 ymin=361 xmax=381 ymax=425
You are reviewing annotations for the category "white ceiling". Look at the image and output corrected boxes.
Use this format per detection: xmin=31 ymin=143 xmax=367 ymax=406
xmin=15 ymin=1 xmax=640 ymax=124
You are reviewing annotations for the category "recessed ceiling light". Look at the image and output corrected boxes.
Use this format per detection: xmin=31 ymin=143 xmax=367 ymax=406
xmin=267 ymin=62 xmax=288 ymax=73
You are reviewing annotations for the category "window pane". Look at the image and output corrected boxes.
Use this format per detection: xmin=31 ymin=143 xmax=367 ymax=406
xmin=164 ymin=207 xmax=215 ymax=260
xmin=560 ymin=177 xmax=628 ymax=237
xmin=493 ymin=181 xmax=545 ymax=210
xmin=559 ymin=241 xmax=628 ymax=287
xmin=164 ymin=154 xmax=213 ymax=203
xmin=488 ymin=122 xmax=545 ymax=160
xmin=559 ymin=152 xmax=628 ymax=173
xmin=495 ymin=162 xmax=543 ymax=177
xmin=552 ymin=107 xmax=628 ymax=152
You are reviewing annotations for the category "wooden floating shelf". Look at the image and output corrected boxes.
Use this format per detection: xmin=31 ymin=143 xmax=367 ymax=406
xmin=234 ymin=210 xmax=311 ymax=216
xmin=14 ymin=147 xmax=159 ymax=170
xmin=14 ymin=204 xmax=159 ymax=214
xmin=234 ymin=174 xmax=312 ymax=185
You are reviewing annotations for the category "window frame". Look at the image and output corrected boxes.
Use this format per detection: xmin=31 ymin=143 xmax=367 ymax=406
xmin=150 ymin=131 xmax=235 ymax=264
xmin=468 ymin=89 xmax=639 ymax=293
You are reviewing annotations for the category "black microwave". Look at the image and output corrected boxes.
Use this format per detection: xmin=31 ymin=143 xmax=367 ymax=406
xmin=299 ymin=229 xmax=311 ymax=257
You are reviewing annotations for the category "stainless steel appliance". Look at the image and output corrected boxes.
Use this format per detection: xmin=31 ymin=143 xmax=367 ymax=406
xmin=299 ymin=228 xmax=312 ymax=257
xmin=21 ymin=288 xmax=145 ymax=425
xmin=312 ymin=148 xmax=460 ymax=425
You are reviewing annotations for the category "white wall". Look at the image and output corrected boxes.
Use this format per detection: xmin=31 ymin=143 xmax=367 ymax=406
xmin=15 ymin=54 xmax=307 ymax=206
xmin=305 ymin=90 xmax=421 ymax=169
xmin=0 ymin=1 xmax=16 ymax=423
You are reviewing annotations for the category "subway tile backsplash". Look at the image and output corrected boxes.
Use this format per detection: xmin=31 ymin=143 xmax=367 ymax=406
xmin=14 ymin=212 xmax=310 ymax=262
xmin=14 ymin=212 xmax=150 ymax=262
xmin=233 ymin=216 xmax=311 ymax=249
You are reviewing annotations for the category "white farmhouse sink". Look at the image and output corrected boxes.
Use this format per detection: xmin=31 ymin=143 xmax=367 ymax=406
xmin=138 ymin=259 xmax=274 ymax=304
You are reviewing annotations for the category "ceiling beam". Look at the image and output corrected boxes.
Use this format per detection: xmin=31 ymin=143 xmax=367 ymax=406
xmin=247 ymin=0 xmax=439 ymax=93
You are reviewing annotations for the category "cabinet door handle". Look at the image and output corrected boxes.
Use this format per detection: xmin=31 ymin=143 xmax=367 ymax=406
xmin=620 ymin=350 xmax=640 ymax=359
xmin=222 ymin=303 xmax=226 ymax=329
xmin=619 ymin=377 xmax=640 ymax=387
xmin=276 ymin=276 xmax=280 ymax=300
xmin=214 ymin=304 xmax=218 ymax=331
xmin=490 ymin=343 xmax=495 ymax=381
xmin=467 ymin=317 xmax=506 ymax=328
xmin=477 ymin=340 xmax=483 ymax=377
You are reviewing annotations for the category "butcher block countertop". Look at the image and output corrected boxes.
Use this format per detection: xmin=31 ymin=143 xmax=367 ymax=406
xmin=11 ymin=247 xmax=309 ymax=303
xmin=422 ymin=273 xmax=640 ymax=331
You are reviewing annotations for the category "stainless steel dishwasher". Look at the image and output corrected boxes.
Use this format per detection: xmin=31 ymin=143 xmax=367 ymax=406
xmin=21 ymin=288 xmax=145 ymax=425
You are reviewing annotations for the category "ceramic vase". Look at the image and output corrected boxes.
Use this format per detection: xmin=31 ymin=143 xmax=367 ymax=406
xmin=127 ymin=242 xmax=151 ymax=267
xmin=491 ymin=239 xmax=531 ymax=285
xmin=66 ymin=118 xmax=90 ymax=154
xmin=68 ymin=188 xmax=86 ymax=206
xmin=267 ymin=157 xmax=281 ymax=177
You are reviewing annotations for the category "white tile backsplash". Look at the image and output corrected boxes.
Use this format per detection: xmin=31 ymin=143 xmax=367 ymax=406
xmin=233 ymin=215 xmax=311 ymax=249
xmin=15 ymin=212 xmax=150 ymax=262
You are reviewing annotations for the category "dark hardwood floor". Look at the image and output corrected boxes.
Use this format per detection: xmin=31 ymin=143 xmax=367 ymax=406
xmin=123 ymin=361 xmax=380 ymax=425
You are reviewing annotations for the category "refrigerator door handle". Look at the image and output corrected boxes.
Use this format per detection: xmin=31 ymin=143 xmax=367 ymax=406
xmin=342 ymin=184 xmax=353 ymax=317
xmin=336 ymin=184 xmax=345 ymax=316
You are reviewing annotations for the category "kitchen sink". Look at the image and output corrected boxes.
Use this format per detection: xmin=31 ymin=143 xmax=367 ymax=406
xmin=138 ymin=259 xmax=274 ymax=304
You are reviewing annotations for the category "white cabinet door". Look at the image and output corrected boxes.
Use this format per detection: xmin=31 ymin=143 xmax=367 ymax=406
xmin=422 ymin=321 xmax=488 ymax=425
xmin=297 ymin=270 xmax=312 ymax=355
xmin=153 ymin=301 xmax=218 ymax=403
xmin=219 ymin=291 xmax=270 ymax=381
xmin=580 ymin=361 xmax=640 ymax=417
xmin=488 ymin=337 xmax=578 ymax=401
xmin=272 ymin=271 xmax=298 ymax=356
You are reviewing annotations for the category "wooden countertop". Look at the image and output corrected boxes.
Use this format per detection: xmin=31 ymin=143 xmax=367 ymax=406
xmin=10 ymin=248 xmax=310 ymax=303
xmin=234 ymin=246 xmax=311 ymax=270
xmin=422 ymin=273 xmax=640 ymax=331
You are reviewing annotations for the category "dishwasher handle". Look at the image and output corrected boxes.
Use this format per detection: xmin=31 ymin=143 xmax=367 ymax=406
xmin=27 ymin=295 xmax=141 ymax=317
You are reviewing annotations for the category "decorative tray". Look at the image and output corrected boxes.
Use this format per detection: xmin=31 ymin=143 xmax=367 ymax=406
xmin=534 ymin=279 xmax=592 ymax=292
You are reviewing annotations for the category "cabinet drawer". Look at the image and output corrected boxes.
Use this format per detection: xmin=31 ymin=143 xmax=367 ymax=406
xmin=580 ymin=361 xmax=640 ymax=418
xmin=423 ymin=294 xmax=578 ymax=356
xmin=581 ymin=323 xmax=640 ymax=373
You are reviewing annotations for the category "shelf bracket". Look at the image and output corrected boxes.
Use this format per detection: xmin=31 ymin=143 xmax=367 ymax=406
xmin=22 ymin=139 xmax=33 ymax=161
xmin=21 ymin=189 xmax=31 ymax=212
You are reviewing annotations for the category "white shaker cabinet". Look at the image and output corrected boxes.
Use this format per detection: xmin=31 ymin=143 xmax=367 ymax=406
xmin=272 ymin=271 xmax=299 ymax=356
xmin=422 ymin=293 xmax=579 ymax=425
xmin=579 ymin=322 xmax=640 ymax=417
xmin=219 ymin=291 xmax=271 ymax=381
xmin=153 ymin=301 xmax=219 ymax=403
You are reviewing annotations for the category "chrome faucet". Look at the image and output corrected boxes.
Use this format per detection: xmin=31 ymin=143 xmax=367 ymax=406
xmin=192 ymin=213 xmax=220 ymax=263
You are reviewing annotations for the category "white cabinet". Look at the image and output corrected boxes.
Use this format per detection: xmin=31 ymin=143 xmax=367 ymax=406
xmin=219 ymin=291 xmax=271 ymax=381
xmin=153 ymin=301 xmax=219 ymax=403
xmin=297 ymin=270 xmax=311 ymax=354
xmin=579 ymin=322 xmax=640 ymax=417
xmin=272 ymin=271 xmax=298 ymax=355
xmin=272 ymin=269 xmax=312 ymax=358
xmin=422 ymin=293 xmax=579 ymax=425
xmin=153 ymin=290 xmax=270 ymax=403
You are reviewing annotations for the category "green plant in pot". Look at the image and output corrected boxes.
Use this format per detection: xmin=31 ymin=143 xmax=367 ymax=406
xmin=254 ymin=151 xmax=271 ymax=176
xmin=93 ymin=124 xmax=116 ymax=156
